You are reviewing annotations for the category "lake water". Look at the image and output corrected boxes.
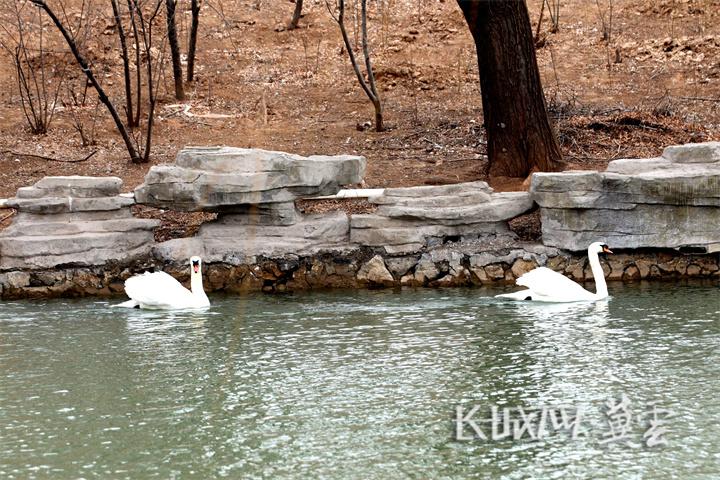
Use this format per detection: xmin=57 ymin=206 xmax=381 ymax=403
xmin=1 ymin=282 xmax=719 ymax=479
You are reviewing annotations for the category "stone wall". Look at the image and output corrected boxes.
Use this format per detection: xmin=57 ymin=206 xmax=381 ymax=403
xmin=0 ymin=176 xmax=158 ymax=271
xmin=1 ymin=242 xmax=718 ymax=299
xmin=532 ymin=142 xmax=720 ymax=252
xmin=2 ymin=143 xmax=720 ymax=300
xmin=142 ymin=147 xmax=365 ymax=263
xmin=350 ymin=182 xmax=533 ymax=254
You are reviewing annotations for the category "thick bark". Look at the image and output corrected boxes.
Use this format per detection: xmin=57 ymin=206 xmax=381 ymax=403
xmin=187 ymin=0 xmax=200 ymax=81
xmin=165 ymin=0 xmax=185 ymax=100
xmin=457 ymin=0 xmax=563 ymax=177
xmin=30 ymin=0 xmax=141 ymax=162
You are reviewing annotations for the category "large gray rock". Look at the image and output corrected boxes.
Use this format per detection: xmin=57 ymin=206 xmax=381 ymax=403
xmin=531 ymin=142 xmax=720 ymax=251
xmin=351 ymin=182 xmax=532 ymax=254
xmin=153 ymin=211 xmax=352 ymax=264
xmin=5 ymin=196 xmax=135 ymax=214
xmin=134 ymin=146 xmax=366 ymax=211
xmin=661 ymin=141 xmax=720 ymax=163
xmin=0 ymin=177 xmax=158 ymax=270
xmin=16 ymin=176 xmax=122 ymax=199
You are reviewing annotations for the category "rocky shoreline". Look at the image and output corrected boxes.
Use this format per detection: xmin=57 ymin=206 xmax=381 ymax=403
xmin=1 ymin=240 xmax=718 ymax=300
xmin=1 ymin=142 xmax=719 ymax=300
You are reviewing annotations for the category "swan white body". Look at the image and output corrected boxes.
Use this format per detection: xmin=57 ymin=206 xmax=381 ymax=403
xmin=496 ymin=242 xmax=613 ymax=303
xmin=116 ymin=256 xmax=210 ymax=310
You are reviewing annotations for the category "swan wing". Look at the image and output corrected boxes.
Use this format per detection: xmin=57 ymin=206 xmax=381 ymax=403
xmin=124 ymin=271 xmax=195 ymax=309
xmin=495 ymin=289 xmax=533 ymax=300
xmin=112 ymin=299 xmax=139 ymax=308
xmin=516 ymin=267 xmax=591 ymax=300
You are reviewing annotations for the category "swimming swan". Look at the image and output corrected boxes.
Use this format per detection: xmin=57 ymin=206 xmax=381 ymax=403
xmin=115 ymin=256 xmax=210 ymax=310
xmin=495 ymin=242 xmax=613 ymax=302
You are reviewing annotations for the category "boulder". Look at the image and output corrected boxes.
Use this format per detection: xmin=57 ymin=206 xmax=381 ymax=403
xmin=531 ymin=142 xmax=720 ymax=251
xmin=351 ymin=182 xmax=533 ymax=254
xmin=0 ymin=177 xmax=158 ymax=271
xmin=16 ymin=176 xmax=122 ymax=198
xmin=134 ymin=146 xmax=366 ymax=211
xmin=153 ymin=212 xmax=351 ymax=264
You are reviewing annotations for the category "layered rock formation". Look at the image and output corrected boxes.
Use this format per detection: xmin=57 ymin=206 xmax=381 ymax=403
xmin=0 ymin=176 xmax=159 ymax=270
xmin=135 ymin=146 xmax=366 ymax=210
xmin=351 ymin=182 xmax=534 ymax=254
xmin=532 ymin=142 xmax=720 ymax=252
xmin=147 ymin=147 xmax=366 ymax=262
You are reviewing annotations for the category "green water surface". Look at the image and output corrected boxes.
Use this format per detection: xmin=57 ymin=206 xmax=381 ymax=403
xmin=1 ymin=281 xmax=719 ymax=479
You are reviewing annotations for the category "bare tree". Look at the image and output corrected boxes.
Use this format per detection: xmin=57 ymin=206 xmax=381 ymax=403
xmin=0 ymin=0 xmax=65 ymax=134
xmin=327 ymin=0 xmax=384 ymax=132
xmin=289 ymin=0 xmax=303 ymax=29
xmin=30 ymin=0 xmax=141 ymax=161
xmin=545 ymin=0 xmax=560 ymax=33
xmin=30 ymin=0 xmax=166 ymax=163
xmin=129 ymin=0 xmax=167 ymax=162
xmin=187 ymin=0 xmax=200 ymax=81
xmin=457 ymin=0 xmax=563 ymax=177
xmin=165 ymin=0 xmax=185 ymax=100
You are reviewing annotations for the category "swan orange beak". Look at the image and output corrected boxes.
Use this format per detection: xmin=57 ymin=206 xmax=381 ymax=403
xmin=602 ymin=246 xmax=613 ymax=254
xmin=193 ymin=265 xmax=199 ymax=273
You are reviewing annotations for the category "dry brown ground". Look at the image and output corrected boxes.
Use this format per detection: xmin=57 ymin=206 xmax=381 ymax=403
xmin=1 ymin=0 xmax=719 ymax=234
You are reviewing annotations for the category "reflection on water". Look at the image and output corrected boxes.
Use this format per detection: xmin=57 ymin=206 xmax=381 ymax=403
xmin=1 ymin=281 xmax=719 ymax=479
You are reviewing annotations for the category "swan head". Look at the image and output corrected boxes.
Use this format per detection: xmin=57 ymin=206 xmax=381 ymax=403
xmin=190 ymin=256 xmax=203 ymax=275
xmin=588 ymin=242 xmax=613 ymax=255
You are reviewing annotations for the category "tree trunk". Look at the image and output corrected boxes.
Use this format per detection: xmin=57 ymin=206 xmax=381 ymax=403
xmin=373 ymin=99 xmax=383 ymax=132
xmin=289 ymin=0 xmax=303 ymax=29
xmin=187 ymin=0 xmax=200 ymax=81
xmin=126 ymin=0 xmax=142 ymax=126
xmin=111 ymin=0 xmax=135 ymax=128
xmin=457 ymin=0 xmax=563 ymax=177
xmin=165 ymin=0 xmax=185 ymax=100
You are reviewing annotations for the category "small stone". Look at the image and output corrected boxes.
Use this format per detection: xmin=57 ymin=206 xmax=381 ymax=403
xmin=414 ymin=255 xmax=440 ymax=283
xmin=623 ymin=265 xmax=641 ymax=280
xmin=385 ymin=256 xmax=420 ymax=278
xmin=686 ymin=264 xmax=702 ymax=276
xmin=674 ymin=258 xmax=689 ymax=275
xmin=635 ymin=258 xmax=654 ymax=278
xmin=546 ymin=255 xmax=567 ymax=271
xmin=469 ymin=267 xmax=488 ymax=284
xmin=1 ymin=271 xmax=31 ymax=288
xmin=607 ymin=258 xmax=625 ymax=280
xmin=484 ymin=264 xmax=505 ymax=280
xmin=357 ymin=255 xmax=394 ymax=286
xmin=511 ymin=259 xmax=536 ymax=278
xmin=566 ymin=262 xmax=585 ymax=281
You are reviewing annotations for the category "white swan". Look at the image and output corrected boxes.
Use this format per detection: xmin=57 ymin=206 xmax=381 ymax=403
xmin=495 ymin=242 xmax=613 ymax=302
xmin=116 ymin=256 xmax=210 ymax=310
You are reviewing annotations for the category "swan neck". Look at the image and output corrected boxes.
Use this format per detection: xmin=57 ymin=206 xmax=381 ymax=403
xmin=190 ymin=269 xmax=205 ymax=296
xmin=588 ymin=250 xmax=608 ymax=298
